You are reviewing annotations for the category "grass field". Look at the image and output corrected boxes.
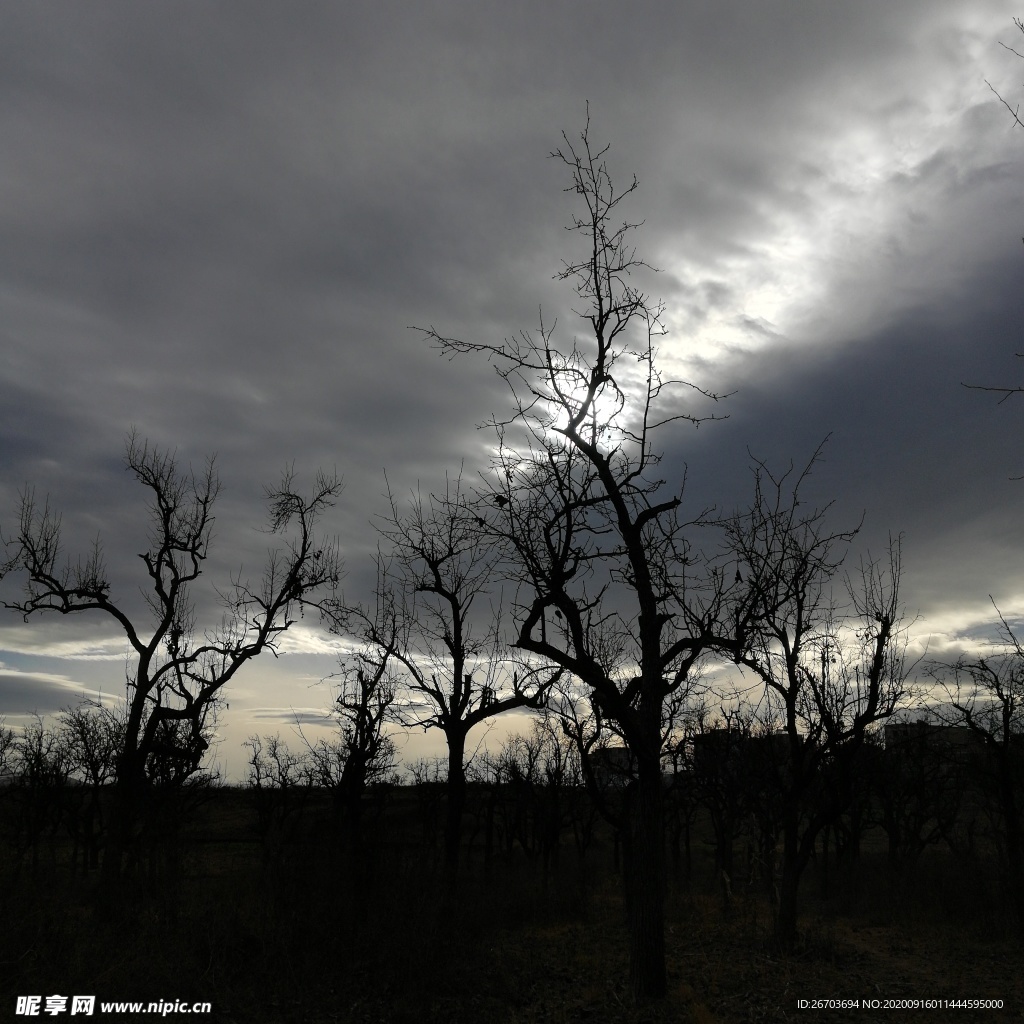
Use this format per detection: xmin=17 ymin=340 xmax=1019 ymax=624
xmin=1 ymin=785 xmax=1021 ymax=1023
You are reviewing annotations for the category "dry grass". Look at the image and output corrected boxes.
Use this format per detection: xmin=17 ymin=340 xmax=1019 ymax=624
xmin=1 ymin=791 xmax=1022 ymax=1023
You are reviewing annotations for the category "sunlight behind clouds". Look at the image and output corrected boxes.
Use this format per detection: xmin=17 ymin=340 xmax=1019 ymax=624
xmin=656 ymin=15 xmax=1014 ymax=386
xmin=274 ymin=624 xmax=350 ymax=657
xmin=0 ymin=629 xmax=129 ymax=661
xmin=920 ymin=593 xmax=1024 ymax=656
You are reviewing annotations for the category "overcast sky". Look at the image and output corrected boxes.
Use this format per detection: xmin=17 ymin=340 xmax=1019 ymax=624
xmin=1 ymin=1 xmax=1022 ymax=777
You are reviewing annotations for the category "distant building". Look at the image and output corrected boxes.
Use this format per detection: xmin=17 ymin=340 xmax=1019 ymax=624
xmin=589 ymin=744 xmax=688 ymax=790
xmin=884 ymin=720 xmax=979 ymax=754
xmin=884 ymin=720 xmax=987 ymax=781
xmin=589 ymin=745 xmax=634 ymax=789
xmin=691 ymin=728 xmax=744 ymax=777
xmin=692 ymin=728 xmax=790 ymax=778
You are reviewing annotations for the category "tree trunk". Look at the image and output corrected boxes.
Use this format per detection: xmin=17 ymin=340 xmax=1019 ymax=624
xmin=622 ymin=763 xmax=667 ymax=1001
xmin=998 ymin=770 xmax=1024 ymax=933
xmin=775 ymin=819 xmax=801 ymax=952
xmin=669 ymin=816 xmax=681 ymax=876
xmin=101 ymin=703 xmax=148 ymax=893
xmin=483 ymin=784 xmax=496 ymax=874
xmin=101 ymin=757 xmax=143 ymax=884
xmin=340 ymin=755 xmax=367 ymax=857
xmin=84 ymin=792 xmax=101 ymax=870
xmin=444 ymin=730 xmax=467 ymax=880
xmin=847 ymin=800 xmax=863 ymax=862
xmin=819 ymin=822 xmax=830 ymax=899
xmin=99 ymin=767 xmax=143 ymax=909
xmin=683 ymin=815 xmax=692 ymax=881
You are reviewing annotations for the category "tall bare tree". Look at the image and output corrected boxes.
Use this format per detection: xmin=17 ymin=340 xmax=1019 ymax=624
xmin=359 ymin=473 xmax=554 ymax=880
xmin=4 ymin=433 xmax=342 ymax=886
xmin=309 ymin=633 xmax=400 ymax=843
xmin=933 ymin=603 xmax=1024 ymax=931
xmin=420 ymin=116 xmax=730 ymax=1000
xmin=60 ymin=701 xmax=124 ymax=872
xmin=724 ymin=454 xmax=909 ymax=949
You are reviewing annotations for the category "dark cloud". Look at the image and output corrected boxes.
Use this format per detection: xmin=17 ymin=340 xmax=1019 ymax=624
xmin=250 ymin=708 xmax=332 ymax=727
xmin=0 ymin=0 xmax=1019 ymax=774
xmin=0 ymin=670 xmax=113 ymax=719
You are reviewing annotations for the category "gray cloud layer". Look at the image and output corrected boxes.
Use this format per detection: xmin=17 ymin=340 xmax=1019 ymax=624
xmin=1 ymin=1 xmax=1021 ymax=767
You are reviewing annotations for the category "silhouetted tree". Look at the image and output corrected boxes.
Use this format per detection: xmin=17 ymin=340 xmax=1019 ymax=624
xmin=690 ymin=707 xmax=754 ymax=886
xmin=873 ymin=720 xmax=963 ymax=871
xmin=8 ymin=715 xmax=69 ymax=876
xmin=59 ymin=701 xmax=124 ymax=872
xmin=661 ymin=704 xmax=703 ymax=883
xmin=725 ymin=454 xmax=909 ymax=950
xmin=362 ymin=473 xmax=554 ymax=881
xmin=309 ymin=640 xmax=399 ymax=843
xmin=245 ymin=733 xmax=315 ymax=869
xmin=4 ymin=433 xmax=342 ymax=888
xmin=420 ymin=115 xmax=731 ymax=1000
xmin=933 ymin=603 xmax=1024 ymax=931
xmin=485 ymin=715 xmax=579 ymax=876
xmin=0 ymin=718 xmax=14 ymax=777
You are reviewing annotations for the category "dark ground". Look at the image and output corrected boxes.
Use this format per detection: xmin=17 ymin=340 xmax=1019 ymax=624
xmin=1 ymin=787 xmax=1020 ymax=1023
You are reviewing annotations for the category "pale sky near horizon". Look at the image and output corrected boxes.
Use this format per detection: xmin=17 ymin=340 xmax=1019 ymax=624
xmin=0 ymin=2 xmax=1022 ymax=778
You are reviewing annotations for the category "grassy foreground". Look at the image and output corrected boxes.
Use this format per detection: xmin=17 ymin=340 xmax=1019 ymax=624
xmin=1 ymin=787 xmax=1021 ymax=1023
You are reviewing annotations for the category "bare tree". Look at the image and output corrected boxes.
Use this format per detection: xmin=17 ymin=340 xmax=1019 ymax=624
xmin=8 ymin=715 xmax=70 ymax=876
xmin=308 ymin=642 xmax=399 ymax=842
xmin=660 ymin=697 xmax=705 ymax=883
xmin=690 ymin=704 xmax=755 ymax=888
xmin=419 ymin=115 xmax=730 ymax=1000
xmin=3 ymin=433 xmax=342 ymax=886
xmin=873 ymin=718 xmax=963 ymax=872
xmin=60 ymin=701 xmax=124 ymax=872
xmin=0 ymin=718 xmax=14 ymax=778
xmin=725 ymin=454 xmax=909 ymax=949
xmin=964 ymin=18 xmax=1024 ymax=406
xmin=986 ymin=18 xmax=1024 ymax=122
xmin=362 ymin=473 xmax=554 ymax=881
xmin=932 ymin=603 xmax=1024 ymax=931
xmin=245 ymin=732 xmax=316 ymax=871
xmin=485 ymin=714 xmax=579 ymax=875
